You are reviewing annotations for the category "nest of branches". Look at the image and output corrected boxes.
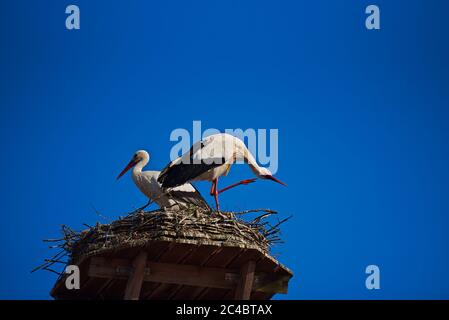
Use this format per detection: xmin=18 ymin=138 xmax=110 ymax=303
xmin=33 ymin=207 xmax=290 ymax=275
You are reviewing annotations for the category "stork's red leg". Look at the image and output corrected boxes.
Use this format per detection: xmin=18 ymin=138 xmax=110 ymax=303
xmin=214 ymin=190 xmax=220 ymax=211
xmin=210 ymin=179 xmax=216 ymax=196
xmin=210 ymin=178 xmax=220 ymax=211
xmin=217 ymin=178 xmax=257 ymax=194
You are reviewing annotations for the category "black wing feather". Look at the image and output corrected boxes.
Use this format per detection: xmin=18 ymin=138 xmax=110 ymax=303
xmin=158 ymin=159 xmax=224 ymax=188
xmin=158 ymin=138 xmax=226 ymax=188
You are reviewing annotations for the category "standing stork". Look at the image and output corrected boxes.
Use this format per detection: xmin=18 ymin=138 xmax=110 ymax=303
xmin=157 ymin=133 xmax=286 ymax=211
xmin=116 ymin=150 xmax=210 ymax=211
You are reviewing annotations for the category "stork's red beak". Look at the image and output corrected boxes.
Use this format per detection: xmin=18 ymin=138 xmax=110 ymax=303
xmin=264 ymin=175 xmax=287 ymax=187
xmin=116 ymin=159 xmax=137 ymax=180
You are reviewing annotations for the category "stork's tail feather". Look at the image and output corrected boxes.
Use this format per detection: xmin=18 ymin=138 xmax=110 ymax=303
xmin=168 ymin=188 xmax=211 ymax=210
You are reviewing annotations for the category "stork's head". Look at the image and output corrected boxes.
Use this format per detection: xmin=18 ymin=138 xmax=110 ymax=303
xmin=133 ymin=150 xmax=150 ymax=163
xmin=116 ymin=150 xmax=150 ymax=180
xmin=258 ymin=167 xmax=287 ymax=187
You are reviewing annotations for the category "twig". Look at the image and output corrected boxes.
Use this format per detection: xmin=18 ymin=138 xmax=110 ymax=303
xmin=90 ymin=204 xmax=112 ymax=223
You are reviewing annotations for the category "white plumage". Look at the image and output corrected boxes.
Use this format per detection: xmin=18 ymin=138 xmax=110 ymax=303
xmin=117 ymin=150 xmax=209 ymax=210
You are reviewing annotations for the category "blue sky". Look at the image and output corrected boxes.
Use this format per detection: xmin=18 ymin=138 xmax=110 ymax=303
xmin=0 ymin=0 xmax=448 ymax=299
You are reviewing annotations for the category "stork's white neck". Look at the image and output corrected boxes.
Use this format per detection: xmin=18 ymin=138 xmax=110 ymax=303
xmin=133 ymin=157 xmax=149 ymax=176
xmin=235 ymin=139 xmax=266 ymax=177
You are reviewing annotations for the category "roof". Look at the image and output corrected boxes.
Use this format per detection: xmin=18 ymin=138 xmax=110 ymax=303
xmin=46 ymin=207 xmax=293 ymax=300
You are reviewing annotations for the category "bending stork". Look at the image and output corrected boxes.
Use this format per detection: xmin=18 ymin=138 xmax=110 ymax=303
xmin=157 ymin=133 xmax=286 ymax=211
xmin=117 ymin=150 xmax=210 ymax=211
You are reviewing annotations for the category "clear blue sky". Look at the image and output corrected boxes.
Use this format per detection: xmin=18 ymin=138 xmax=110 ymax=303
xmin=1 ymin=0 xmax=448 ymax=299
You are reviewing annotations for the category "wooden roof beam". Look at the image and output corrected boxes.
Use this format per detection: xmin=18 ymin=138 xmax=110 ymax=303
xmin=124 ymin=251 xmax=148 ymax=300
xmin=87 ymin=257 xmax=289 ymax=294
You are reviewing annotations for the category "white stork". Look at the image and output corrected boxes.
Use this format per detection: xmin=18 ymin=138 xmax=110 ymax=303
xmin=116 ymin=150 xmax=210 ymax=211
xmin=157 ymin=133 xmax=286 ymax=211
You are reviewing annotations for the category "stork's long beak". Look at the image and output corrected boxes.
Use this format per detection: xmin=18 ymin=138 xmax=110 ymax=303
xmin=264 ymin=175 xmax=287 ymax=187
xmin=116 ymin=159 xmax=137 ymax=180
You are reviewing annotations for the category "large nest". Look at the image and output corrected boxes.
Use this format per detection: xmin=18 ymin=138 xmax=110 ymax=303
xmin=34 ymin=207 xmax=290 ymax=274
